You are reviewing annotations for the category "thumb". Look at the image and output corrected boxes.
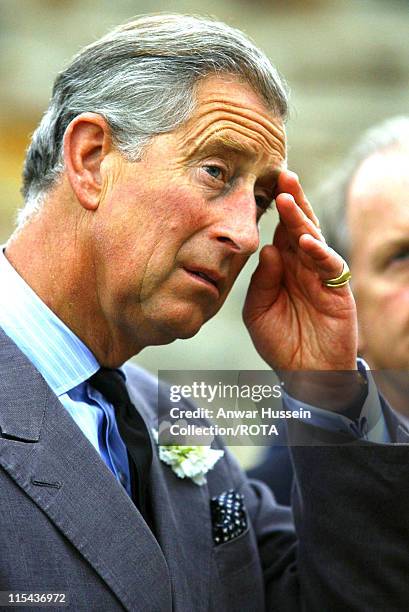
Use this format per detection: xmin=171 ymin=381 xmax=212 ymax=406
xmin=243 ymin=245 xmax=283 ymax=322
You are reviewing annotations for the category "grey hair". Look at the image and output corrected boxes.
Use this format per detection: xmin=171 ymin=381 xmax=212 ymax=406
xmin=19 ymin=14 xmax=288 ymax=227
xmin=317 ymin=116 xmax=409 ymax=261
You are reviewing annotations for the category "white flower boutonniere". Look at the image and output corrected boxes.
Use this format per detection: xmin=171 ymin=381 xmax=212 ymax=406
xmin=152 ymin=429 xmax=224 ymax=486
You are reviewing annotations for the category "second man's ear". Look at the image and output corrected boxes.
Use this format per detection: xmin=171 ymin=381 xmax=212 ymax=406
xmin=63 ymin=112 xmax=112 ymax=210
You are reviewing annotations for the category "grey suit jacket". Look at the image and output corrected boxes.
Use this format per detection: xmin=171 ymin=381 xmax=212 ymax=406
xmin=1 ymin=327 xmax=409 ymax=612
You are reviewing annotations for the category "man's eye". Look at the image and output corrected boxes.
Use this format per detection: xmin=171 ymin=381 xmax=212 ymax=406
xmin=255 ymin=195 xmax=272 ymax=213
xmin=203 ymin=165 xmax=224 ymax=180
xmin=390 ymin=248 xmax=409 ymax=264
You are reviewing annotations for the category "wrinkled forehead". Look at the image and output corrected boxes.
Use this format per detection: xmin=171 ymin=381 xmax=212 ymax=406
xmin=176 ymin=76 xmax=287 ymax=164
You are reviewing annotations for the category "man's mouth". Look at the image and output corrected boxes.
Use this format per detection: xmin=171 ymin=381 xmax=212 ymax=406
xmin=183 ymin=267 xmax=222 ymax=296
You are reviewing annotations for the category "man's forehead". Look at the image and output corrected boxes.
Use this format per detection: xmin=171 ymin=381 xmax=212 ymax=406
xmin=347 ymin=150 xmax=409 ymax=248
xmin=182 ymin=127 xmax=285 ymax=167
xmin=350 ymin=149 xmax=409 ymax=198
xmin=176 ymin=78 xmax=287 ymax=166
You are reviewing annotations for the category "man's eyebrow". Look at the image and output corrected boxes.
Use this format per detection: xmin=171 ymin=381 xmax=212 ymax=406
xmin=383 ymin=237 xmax=409 ymax=253
xmin=189 ymin=134 xmax=259 ymax=160
xmin=373 ymin=237 xmax=409 ymax=265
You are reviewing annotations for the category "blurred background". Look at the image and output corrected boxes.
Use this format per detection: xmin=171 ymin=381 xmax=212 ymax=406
xmin=1 ymin=0 xmax=409 ymax=465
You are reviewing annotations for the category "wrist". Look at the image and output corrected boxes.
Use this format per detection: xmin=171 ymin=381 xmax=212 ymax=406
xmin=279 ymin=369 xmax=368 ymax=415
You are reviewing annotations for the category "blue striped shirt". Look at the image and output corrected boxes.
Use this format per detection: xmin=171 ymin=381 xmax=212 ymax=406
xmin=0 ymin=248 xmax=131 ymax=494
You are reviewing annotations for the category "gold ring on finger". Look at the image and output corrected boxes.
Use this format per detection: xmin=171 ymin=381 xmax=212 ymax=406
xmin=323 ymin=260 xmax=352 ymax=288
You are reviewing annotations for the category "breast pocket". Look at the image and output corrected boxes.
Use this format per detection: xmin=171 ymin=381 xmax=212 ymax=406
xmin=213 ymin=526 xmax=265 ymax=611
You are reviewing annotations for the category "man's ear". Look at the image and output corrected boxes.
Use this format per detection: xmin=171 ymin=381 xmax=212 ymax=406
xmin=63 ymin=113 xmax=112 ymax=210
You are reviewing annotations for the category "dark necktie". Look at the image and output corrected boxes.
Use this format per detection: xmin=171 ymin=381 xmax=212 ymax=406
xmin=89 ymin=368 xmax=153 ymax=525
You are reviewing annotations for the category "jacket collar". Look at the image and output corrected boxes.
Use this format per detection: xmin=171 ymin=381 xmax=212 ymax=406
xmin=0 ymin=329 xmax=46 ymax=441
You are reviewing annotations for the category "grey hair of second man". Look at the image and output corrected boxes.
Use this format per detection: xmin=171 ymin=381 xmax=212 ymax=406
xmin=317 ymin=116 xmax=409 ymax=262
xmin=19 ymin=14 xmax=289 ymax=227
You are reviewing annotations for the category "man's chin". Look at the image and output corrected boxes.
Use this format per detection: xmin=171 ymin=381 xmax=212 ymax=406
xmin=163 ymin=315 xmax=208 ymax=342
xmin=154 ymin=305 xmax=217 ymax=344
xmin=135 ymin=296 xmax=221 ymax=346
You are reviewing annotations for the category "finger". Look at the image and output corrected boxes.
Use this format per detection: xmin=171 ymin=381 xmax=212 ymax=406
xmin=276 ymin=170 xmax=320 ymax=227
xmin=273 ymin=221 xmax=291 ymax=252
xmin=298 ymin=234 xmax=349 ymax=286
xmin=275 ymin=193 xmax=324 ymax=250
xmin=243 ymin=245 xmax=283 ymax=318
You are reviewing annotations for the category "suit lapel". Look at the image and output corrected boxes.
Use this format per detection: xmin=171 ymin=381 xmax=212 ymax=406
xmin=0 ymin=331 xmax=172 ymax=611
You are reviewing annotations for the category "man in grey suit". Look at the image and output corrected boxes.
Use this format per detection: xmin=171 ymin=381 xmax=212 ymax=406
xmin=1 ymin=14 xmax=408 ymax=611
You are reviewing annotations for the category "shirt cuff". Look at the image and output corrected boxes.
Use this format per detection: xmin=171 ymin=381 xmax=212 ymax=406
xmin=283 ymin=359 xmax=391 ymax=443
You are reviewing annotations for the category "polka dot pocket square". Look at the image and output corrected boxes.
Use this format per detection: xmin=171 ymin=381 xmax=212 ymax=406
xmin=210 ymin=489 xmax=248 ymax=546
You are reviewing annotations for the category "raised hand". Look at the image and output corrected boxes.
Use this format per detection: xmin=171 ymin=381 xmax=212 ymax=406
xmin=243 ymin=171 xmax=358 ymax=372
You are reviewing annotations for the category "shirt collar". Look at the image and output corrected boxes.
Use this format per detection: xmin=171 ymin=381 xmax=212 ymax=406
xmin=0 ymin=248 xmax=99 ymax=396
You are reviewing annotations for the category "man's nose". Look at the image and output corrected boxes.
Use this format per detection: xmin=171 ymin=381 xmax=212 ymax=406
xmin=211 ymin=193 xmax=260 ymax=256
